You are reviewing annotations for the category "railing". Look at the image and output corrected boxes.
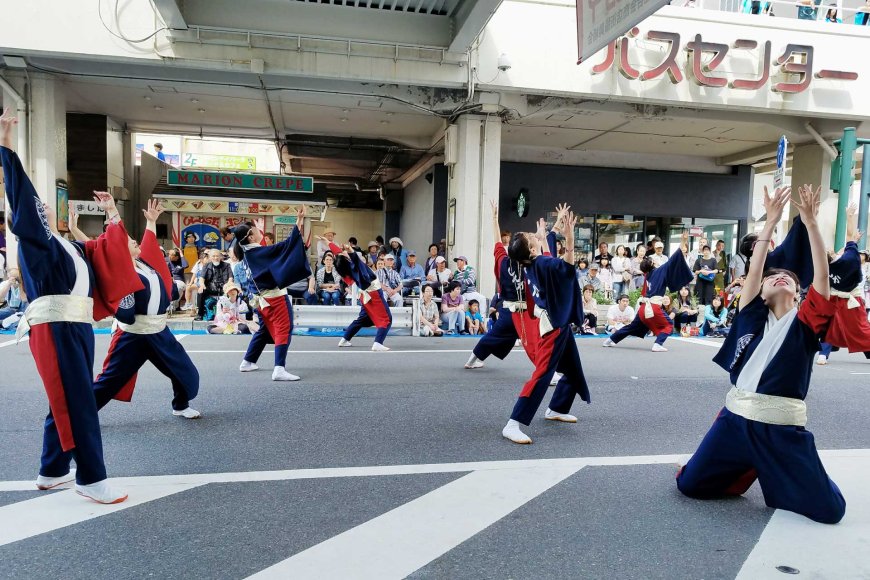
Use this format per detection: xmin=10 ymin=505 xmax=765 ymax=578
xmin=293 ymin=300 xmax=420 ymax=336
xmin=675 ymin=0 xmax=870 ymax=24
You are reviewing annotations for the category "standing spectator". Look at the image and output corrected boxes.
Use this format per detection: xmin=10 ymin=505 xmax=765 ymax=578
xmin=857 ymin=0 xmax=870 ymax=25
xmin=581 ymin=284 xmax=598 ymax=335
xmin=630 ymin=245 xmax=646 ymax=290
xmin=575 ymin=259 xmax=589 ymax=283
xmin=366 ymin=241 xmax=380 ymax=267
xmin=859 ymin=250 xmax=870 ymax=315
xmin=825 ymin=7 xmax=842 ymax=21
xmin=0 ymin=213 xmax=6 ymax=260
xmin=196 ymin=249 xmax=233 ymax=321
xmin=220 ymin=227 xmax=235 ymax=248
xmin=316 ymin=251 xmax=343 ymax=305
xmin=388 ymin=237 xmax=408 ymax=271
xmin=713 ymin=239 xmax=728 ymax=289
xmin=153 ymin=143 xmax=166 ymax=161
xmin=465 ymin=299 xmax=487 ymax=335
xmin=377 ymin=254 xmax=403 ymax=307
xmin=348 ymin=236 xmax=362 ymax=254
xmin=672 ymin=286 xmax=699 ymax=330
xmin=263 ymin=232 xmax=275 ymax=246
xmin=426 ymin=255 xmax=452 ymax=296
xmin=730 ymin=246 xmax=748 ymax=283
xmin=316 ymin=229 xmax=336 ymax=261
xmin=423 ymin=244 xmax=439 ymax=274
xmin=418 ymin=285 xmax=443 ymax=336
xmin=593 ymin=242 xmax=613 ymax=264
xmin=0 ymin=267 xmax=28 ymax=330
xmin=440 ymin=282 xmax=465 ymax=334
xmin=702 ymin=295 xmax=729 ymax=337
xmin=166 ymin=248 xmax=188 ymax=300
xmin=438 ymin=238 xmax=447 ymax=257
xmin=693 ymin=244 xmax=718 ymax=305
xmin=376 ymin=235 xmax=385 ymax=247
xmin=611 ymin=245 xmax=631 ymax=297
xmin=649 ymin=241 xmax=669 ymax=268
xmin=453 ymin=255 xmax=486 ymax=307
xmin=579 ymin=262 xmax=602 ymax=292
xmin=399 ymin=250 xmax=425 ymax=296
xmin=797 ymin=0 xmax=821 ymax=19
xmin=598 ymin=256 xmax=614 ymax=300
xmin=500 ymin=230 xmax=512 ymax=247
xmin=605 ymin=294 xmax=635 ymax=334
xmin=182 ymin=232 xmax=199 ymax=274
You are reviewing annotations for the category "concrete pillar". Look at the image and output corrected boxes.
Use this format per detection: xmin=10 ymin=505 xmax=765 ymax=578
xmin=29 ymin=74 xmax=67 ymax=213
xmin=447 ymin=114 xmax=501 ymax=298
xmin=1 ymin=75 xmax=28 ymax=268
xmin=790 ymin=144 xmax=836 ymax=248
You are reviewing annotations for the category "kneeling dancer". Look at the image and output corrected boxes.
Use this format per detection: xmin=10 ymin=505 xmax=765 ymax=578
xmin=90 ymin=200 xmax=201 ymax=419
xmin=235 ymin=207 xmax=311 ymax=380
xmin=329 ymin=241 xmax=392 ymax=351
xmin=2 ymin=110 xmax=142 ymax=504
xmin=604 ymin=231 xmax=692 ymax=352
xmin=502 ymin=208 xmax=591 ymax=444
xmin=677 ymin=185 xmax=846 ymax=524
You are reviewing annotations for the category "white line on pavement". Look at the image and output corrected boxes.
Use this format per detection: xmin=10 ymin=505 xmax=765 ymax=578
xmin=735 ymin=455 xmax=870 ymax=579
xmin=248 ymin=466 xmax=582 ymax=579
xmin=184 ymin=349 xmax=476 ymax=354
xmin=174 ymin=334 xmax=189 ymax=342
xmin=0 ymin=337 xmax=27 ymax=348
xmin=0 ymin=483 xmax=202 ymax=547
xmin=851 ymin=372 xmax=870 ymax=375
xmin=671 ymin=337 xmax=721 ymax=348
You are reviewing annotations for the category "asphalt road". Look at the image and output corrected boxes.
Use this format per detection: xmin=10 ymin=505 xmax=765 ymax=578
xmin=0 ymin=332 xmax=868 ymax=579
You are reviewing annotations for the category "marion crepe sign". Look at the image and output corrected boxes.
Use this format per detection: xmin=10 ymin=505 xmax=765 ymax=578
xmin=167 ymin=170 xmax=314 ymax=195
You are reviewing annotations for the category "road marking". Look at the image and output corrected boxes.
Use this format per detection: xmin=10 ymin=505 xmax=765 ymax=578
xmin=0 ymin=483 xmax=202 ymax=547
xmin=184 ymin=349 xmax=476 ymax=354
xmin=671 ymin=337 xmax=721 ymax=348
xmin=175 ymin=334 xmax=189 ymax=342
xmin=851 ymin=372 xmax=870 ymax=375
xmin=248 ymin=466 xmax=581 ymax=579
xmin=736 ymin=455 xmax=870 ymax=579
xmin=0 ymin=337 xmax=27 ymax=348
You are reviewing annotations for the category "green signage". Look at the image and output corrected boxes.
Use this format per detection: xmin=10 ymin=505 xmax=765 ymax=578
xmin=273 ymin=216 xmax=298 ymax=225
xmin=182 ymin=153 xmax=257 ymax=171
xmin=167 ymin=170 xmax=314 ymax=194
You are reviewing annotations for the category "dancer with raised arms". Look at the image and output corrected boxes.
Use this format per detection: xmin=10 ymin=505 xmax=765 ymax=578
xmin=677 ymin=185 xmax=847 ymax=524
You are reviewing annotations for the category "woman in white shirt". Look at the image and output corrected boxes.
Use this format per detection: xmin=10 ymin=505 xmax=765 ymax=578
xmin=611 ymin=245 xmax=631 ymax=296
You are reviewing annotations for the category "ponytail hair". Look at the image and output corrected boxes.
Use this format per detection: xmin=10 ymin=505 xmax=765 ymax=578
xmin=231 ymin=222 xmax=255 ymax=261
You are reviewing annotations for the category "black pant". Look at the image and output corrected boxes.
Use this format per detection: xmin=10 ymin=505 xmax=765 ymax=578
xmin=695 ymin=279 xmax=714 ymax=305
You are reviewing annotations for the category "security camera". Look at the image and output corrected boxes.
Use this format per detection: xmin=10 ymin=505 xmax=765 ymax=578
xmin=497 ymin=53 xmax=511 ymax=72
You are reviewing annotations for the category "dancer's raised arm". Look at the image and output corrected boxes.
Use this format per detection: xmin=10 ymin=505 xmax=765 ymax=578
xmin=741 ymin=186 xmax=790 ymax=308
xmin=794 ymin=184 xmax=828 ymax=300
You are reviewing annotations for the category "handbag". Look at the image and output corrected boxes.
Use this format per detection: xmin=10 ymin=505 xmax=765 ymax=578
xmin=699 ymin=271 xmax=715 ymax=282
xmin=622 ymin=270 xmax=632 ymax=283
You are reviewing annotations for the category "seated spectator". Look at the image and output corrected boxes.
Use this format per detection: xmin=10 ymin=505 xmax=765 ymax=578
xmin=418 ymin=285 xmax=443 ymax=337
xmin=399 ymin=250 xmax=425 ymax=296
xmin=316 ymin=251 xmax=343 ymax=305
xmin=426 ymin=255 xmax=452 ymax=296
xmin=388 ymin=237 xmax=408 ymax=270
xmin=208 ymin=281 xmax=252 ymax=335
xmin=465 ymin=299 xmax=487 ymax=335
xmin=661 ymin=295 xmax=674 ymax=324
xmin=196 ymin=249 xmax=233 ymax=321
xmin=605 ymin=294 xmax=635 ymax=334
xmin=0 ymin=268 xmax=28 ymax=332
xmin=348 ymin=236 xmax=362 ymax=254
xmin=579 ymin=262 xmax=602 ymax=292
xmin=441 ymin=281 xmax=465 ymax=334
xmin=672 ymin=286 xmax=699 ymax=330
xmin=366 ymin=241 xmax=380 ymax=268
xmin=377 ymin=254 xmax=403 ymax=307
xmin=702 ymin=295 xmax=729 ymax=337
xmin=317 ymin=229 xmax=336 ymax=261
xmin=580 ymin=284 xmax=598 ymax=335
xmin=166 ymin=248 xmax=188 ymax=302
xmin=263 ymin=232 xmax=275 ymax=246
xmin=453 ymin=255 xmax=487 ymax=308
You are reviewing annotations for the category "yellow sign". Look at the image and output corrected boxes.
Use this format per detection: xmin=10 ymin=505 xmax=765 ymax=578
xmin=182 ymin=153 xmax=257 ymax=171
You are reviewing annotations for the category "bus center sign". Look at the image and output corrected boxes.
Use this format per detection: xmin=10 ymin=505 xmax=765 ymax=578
xmin=586 ymin=28 xmax=858 ymax=93
xmin=167 ymin=170 xmax=314 ymax=194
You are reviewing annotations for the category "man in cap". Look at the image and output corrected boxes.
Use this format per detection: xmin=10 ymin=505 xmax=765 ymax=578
xmin=454 ymin=255 xmax=487 ymax=309
xmin=378 ymin=254 xmax=403 ymax=307
xmin=579 ymin=261 xmax=602 ymax=292
xmin=650 ymin=240 xmax=669 ymax=269
xmin=400 ymin=250 xmax=426 ymax=296
xmin=317 ymin=228 xmax=337 ymax=261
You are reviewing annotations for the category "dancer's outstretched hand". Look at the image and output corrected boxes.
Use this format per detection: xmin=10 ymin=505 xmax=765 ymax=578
xmin=142 ymin=199 xmax=164 ymax=222
xmin=762 ymin=185 xmax=791 ymax=225
xmin=794 ymin=184 xmax=821 ymax=226
xmin=490 ymin=199 xmax=498 ymax=216
xmin=0 ymin=107 xmax=18 ymax=149
xmin=93 ymin=191 xmax=117 ymax=213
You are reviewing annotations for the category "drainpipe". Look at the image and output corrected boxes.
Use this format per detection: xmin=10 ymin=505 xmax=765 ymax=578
xmin=804 ymin=122 xmax=838 ymax=161
xmin=0 ymin=74 xmax=28 ymax=171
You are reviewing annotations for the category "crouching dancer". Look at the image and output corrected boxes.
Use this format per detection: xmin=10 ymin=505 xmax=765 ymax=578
xmin=677 ymin=185 xmax=846 ymax=524
xmin=87 ymin=200 xmax=201 ymax=419
xmin=502 ymin=208 xmax=591 ymax=444
xmin=1 ymin=109 xmax=143 ymax=504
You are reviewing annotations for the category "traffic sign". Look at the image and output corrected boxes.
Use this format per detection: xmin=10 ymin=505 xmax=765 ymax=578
xmin=774 ymin=135 xmax=788 ymax=188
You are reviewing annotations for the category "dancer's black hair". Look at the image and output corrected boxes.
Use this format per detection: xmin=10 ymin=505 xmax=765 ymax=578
xmin=508 ymin=233 xmax=532 ymax=265
xmin=231 ymin=221 xmax=255 ymax=261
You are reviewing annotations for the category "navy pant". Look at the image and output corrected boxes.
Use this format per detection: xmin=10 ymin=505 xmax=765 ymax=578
xmin=344 ymin=304 xmax=393 ymax=344
xmin=511 ymin=327 xmax=590 ymax=425
xmin=94 ymin=328 xmax=200 ymax=412
xmin=677 ymin=408 xmax=846 ymax=524
xmin=36 ymin=322 xmax=107 ymax=485
xmin=472 ymin=307 xmax=517 ymax=361
xmin=610 ymin=316 xmax=669 ymax=346
xmin=245 ymin=296 xmax=293 ymax=367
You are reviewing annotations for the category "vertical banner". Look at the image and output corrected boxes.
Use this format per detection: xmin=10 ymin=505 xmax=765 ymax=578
xmin=576 ymin=0 xmax=670 ymax=64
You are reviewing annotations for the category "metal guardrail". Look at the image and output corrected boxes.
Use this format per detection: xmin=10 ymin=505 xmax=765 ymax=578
xmin=684 ymin=0 xmax=870 ymax=22
xmin=293 ymin=299 xmax=420 ymax=337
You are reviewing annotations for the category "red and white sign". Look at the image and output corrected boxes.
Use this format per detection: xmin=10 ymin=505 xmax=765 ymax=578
xmin=689 ymin=226 xmax=704 ymax=237
xmin=576 ymin=0 xmax=670 ymax=64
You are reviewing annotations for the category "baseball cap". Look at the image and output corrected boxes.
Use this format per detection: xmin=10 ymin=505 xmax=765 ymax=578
xmin=435 ymin=256 xmax=446 ymax=263
xmin=385 ymin=254 xmax=396 ymax=261
xmin=588 ymin=262 xmax=599 ymax=270
xmin=407 ymin=250 xmax=416 ymax=256
xmin=453 ymin=255 xmax=468 ymax=262
xmin=654 ymin=241 xmax=664 ymax=248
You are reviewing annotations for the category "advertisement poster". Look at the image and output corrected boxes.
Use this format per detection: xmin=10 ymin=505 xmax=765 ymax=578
xmin=181 ymin=215 xmax=221 ymax=250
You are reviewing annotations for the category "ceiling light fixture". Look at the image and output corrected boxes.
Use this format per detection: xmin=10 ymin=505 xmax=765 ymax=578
xmin=190 ymin=98 xmax=199 ymax=103
xmin=154 ymin=106 xmax=163 ymax=111
xmin=198 ymin=108 xmax=206 ymax=113
xmin=380 ymin=120 xmax=389 ymax=125
xmin=340 ymin=117 xmax=348 ymax=122
xmin=144 ymin=96 xmax=152 ymax=101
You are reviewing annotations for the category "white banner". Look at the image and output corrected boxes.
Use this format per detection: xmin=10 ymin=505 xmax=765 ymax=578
xmin=575 ymin=0 xmax=670 ymax=64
